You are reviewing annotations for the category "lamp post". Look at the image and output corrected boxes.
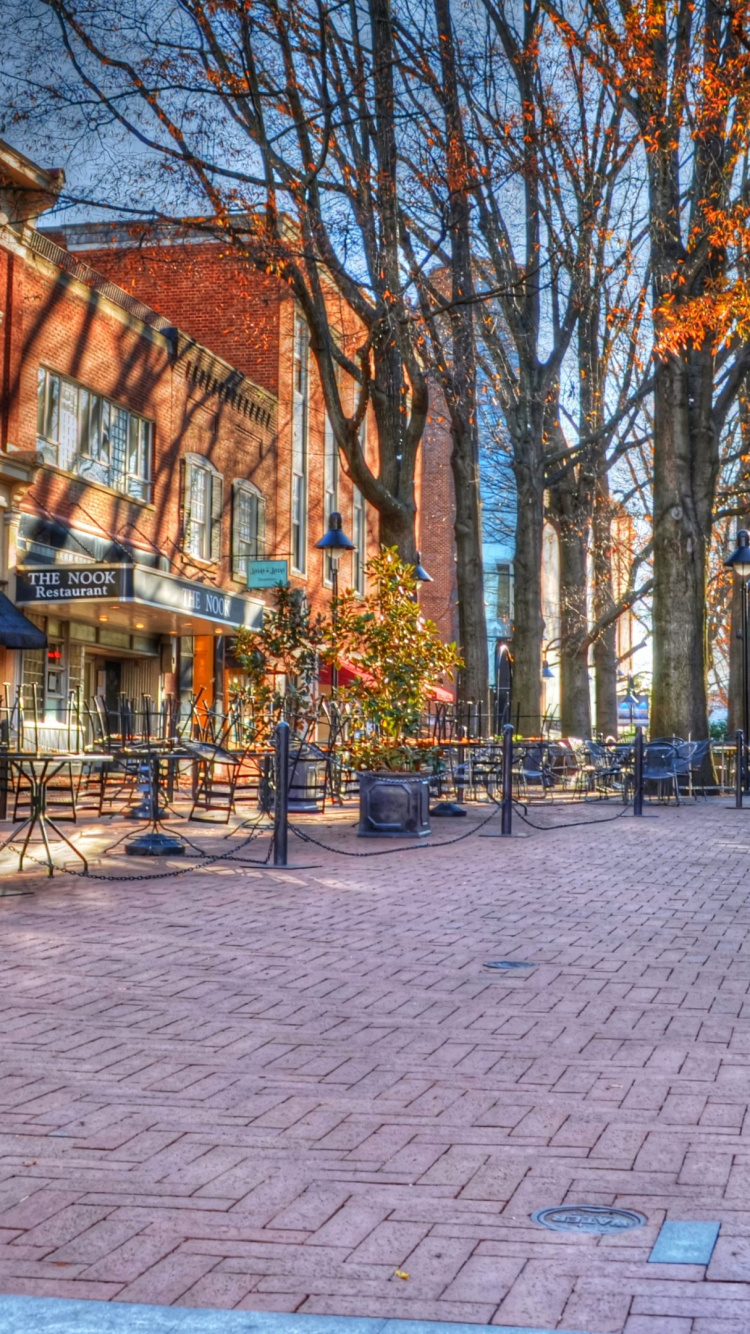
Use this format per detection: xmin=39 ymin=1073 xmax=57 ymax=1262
xmin=315 ymin=511 xmax=354 ymax=692
xmin=725 ymin=529 xmax=750 ymax=791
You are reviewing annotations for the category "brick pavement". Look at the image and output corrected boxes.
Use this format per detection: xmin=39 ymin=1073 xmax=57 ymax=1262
xmin=0 ymin=801 xmax=749 ymax=1331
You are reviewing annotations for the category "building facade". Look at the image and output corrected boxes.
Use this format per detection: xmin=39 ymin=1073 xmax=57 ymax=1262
xmin=0 ymin=141 xmax=384 ymax=730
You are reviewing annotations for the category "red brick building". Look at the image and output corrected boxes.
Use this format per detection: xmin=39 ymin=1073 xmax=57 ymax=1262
xmin=0 ymin=141 xmax=385 ymax=725
xmin=47 ymin=219 xmax=381 ymax=615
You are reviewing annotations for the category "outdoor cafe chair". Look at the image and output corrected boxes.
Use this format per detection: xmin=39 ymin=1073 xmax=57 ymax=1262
xmin=578 ymin=741 xmax=630 ymax=800
xmin=547 ymin=741 xmax=579 ymax=790
xmin=642 ymin=742 xmax=680 ymax=804
xmin=513 ymin=743 xmax=550 ymax=800
xmin=674 ymin=739 xmax=712 ymax=799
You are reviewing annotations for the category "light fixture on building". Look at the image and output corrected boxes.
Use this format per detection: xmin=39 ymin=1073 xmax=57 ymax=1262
xmin=98 ymin=615 xmax=109 ymax=623
xmin=135 ymin=622 xmax=145 ymax=630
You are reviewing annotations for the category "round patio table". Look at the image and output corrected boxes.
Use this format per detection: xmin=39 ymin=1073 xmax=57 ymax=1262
xmin=1 ymin=752 xmax=112 ymax=880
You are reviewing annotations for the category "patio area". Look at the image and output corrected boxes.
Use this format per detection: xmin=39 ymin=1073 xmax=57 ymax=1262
xmin=0 ymin=799 xmax=749 ymax=1333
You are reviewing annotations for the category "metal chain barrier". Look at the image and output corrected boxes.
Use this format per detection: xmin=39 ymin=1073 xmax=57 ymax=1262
xmin=14 ymin=816 xmax=274 ymax=883
xmin=289 ymin=801 xmax=502 ymax=858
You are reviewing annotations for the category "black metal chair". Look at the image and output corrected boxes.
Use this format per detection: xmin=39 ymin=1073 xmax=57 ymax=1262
xmin=578 ymin=741 xmax=628 ymax=799
xmin=642 ymin=742 xmax=680 ymax=804
xmin=513 ymin=743 xmax=550 ymax=800
xmin=674 ymin=739 xmax=712 ymax=799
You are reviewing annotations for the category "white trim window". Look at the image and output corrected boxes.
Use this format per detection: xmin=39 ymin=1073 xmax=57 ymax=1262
xmin=352 ymin=486 xmax=366 ymax=595
xmin=323 ymin=411 xmax=339 ymax=584
xmin=183 ymin=454 xmax=223 ymax=563
xmin=37 ymin=366 xmax=152 ymax=501
xmin=291 ymin=314 xmax=309 ymax=573
xmin=233 ymin=480 xmax=266 ymax=582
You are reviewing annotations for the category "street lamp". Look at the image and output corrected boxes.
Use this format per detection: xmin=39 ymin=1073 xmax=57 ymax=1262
xmin=622 ymin=676 xmax=639 ymax=734
xmin=542 ymin=658 xmax=555 ymax=679
xmin=316 ymin=511 xmax=354 ymax=692
xmin=414 ymin=551 xmax=433 ymax=586
xmin=725 ymin=529 xmax=750 ymax=791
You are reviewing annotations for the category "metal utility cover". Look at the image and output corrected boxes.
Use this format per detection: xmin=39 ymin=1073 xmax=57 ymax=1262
xmin=649 ymin=1220 xmax=720 ymax=1264
xmin=532 ymin=1205 xmax=647 ymax=1234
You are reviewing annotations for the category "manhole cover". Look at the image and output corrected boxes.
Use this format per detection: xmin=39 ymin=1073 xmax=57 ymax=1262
xmin=484 ymin=960 xmax=536 ymax=970
xmin=532 ymin=1205 xmax=647 ymax=1234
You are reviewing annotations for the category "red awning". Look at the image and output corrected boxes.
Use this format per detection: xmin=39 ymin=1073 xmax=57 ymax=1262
xmin=319 ymin=660 xmax=454 ymax=703
xmin=319 ymin=658 xmax=376 ymax=687
xmin=428 ymin=683 xmax=455 ymax=703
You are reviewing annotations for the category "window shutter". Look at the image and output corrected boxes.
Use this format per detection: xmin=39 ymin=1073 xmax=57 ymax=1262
xmin=257 ymin=496 xmax=266 ymax=558
xmin=180 ymin=457 xmax=191 ymax=550
xmin=210 ymin=471 xmax=223 ymax=564
xmin=232 ymin=484 xmax=243 ymax=581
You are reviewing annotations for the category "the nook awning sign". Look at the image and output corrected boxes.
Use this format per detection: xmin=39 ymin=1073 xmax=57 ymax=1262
xmin=16 ymin=563 xmax=260 ymax=629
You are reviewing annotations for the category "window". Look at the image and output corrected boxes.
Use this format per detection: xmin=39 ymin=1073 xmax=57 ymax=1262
xmin=352 ymin=486 xmax=366 ymax=595
xmin=323 ymin=412 xmax=339 ymax=584
xmin=496 ymin=562 xmax=512 ymax=623
xmin=233 ymin=481 xmax=266 ymax=581
xmin=37 ymin=367 xmax=152 ymax=501
xmin=183 ymin=455 xmax=223 ymax=563
xmin=291 ymin=314 xmax=309 ymax=572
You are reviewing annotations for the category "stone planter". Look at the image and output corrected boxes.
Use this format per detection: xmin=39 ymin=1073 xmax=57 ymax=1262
xmin=287 ymin=747 xmax=326 ymax=813
xmin=358 ymin=770 xmax=431 ymax=838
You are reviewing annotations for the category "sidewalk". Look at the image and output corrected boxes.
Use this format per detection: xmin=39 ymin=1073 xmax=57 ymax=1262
xmin=0 ymin=800 xmax=749 ymax=1332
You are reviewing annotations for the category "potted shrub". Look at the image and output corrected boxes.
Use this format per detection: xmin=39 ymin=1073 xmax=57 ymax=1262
xmin=332 ymin=549 xmax=461 ymax=836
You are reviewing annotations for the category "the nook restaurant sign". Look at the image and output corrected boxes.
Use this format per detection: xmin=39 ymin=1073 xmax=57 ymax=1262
xmin=16 ymin=563 xmax=261 ymax=629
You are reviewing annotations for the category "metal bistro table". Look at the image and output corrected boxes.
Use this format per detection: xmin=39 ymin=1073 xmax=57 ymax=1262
xmin=119 ymin=739 xmax=240 ymax=856
xmin=1 ymin=752 xmax=112 ymax=880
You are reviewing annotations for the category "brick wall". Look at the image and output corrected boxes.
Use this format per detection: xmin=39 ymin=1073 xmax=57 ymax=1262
xmin=60 ymin=232 xmax=379 ymax=616
xmin=418 ymin=382 xmax=459 ymax=647
xmin=1 ymin=235 xmax=277 ymax=599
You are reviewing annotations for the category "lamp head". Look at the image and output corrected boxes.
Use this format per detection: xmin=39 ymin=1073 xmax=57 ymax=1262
xmin=542 ymin=658 xmax=554 ymax=679
xmin=315 ymin=511 xmax=355 ymax=551
xmin=414 ymin=551 xmax=433 ymax=584
xmin=726 ymin=529 xmax=750 ymax=579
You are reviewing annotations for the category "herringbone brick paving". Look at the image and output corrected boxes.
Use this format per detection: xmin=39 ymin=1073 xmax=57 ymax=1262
xmin=0 ymin=802 xmax=749 ymax=1331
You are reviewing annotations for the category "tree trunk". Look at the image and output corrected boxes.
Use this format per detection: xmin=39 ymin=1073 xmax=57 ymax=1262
xmin=592 ymin=475 xmax=619 ymax=737
xmin=430 ymin=0 xmax=488 ymax=716
xmin=450 ymin=421 xmax=489 ymax=710
xmin=557 ymin=522 xmax=592 ymax=737
xmin=512 ymin=461 xmax=544 ymax=733
xmin=650 ymin=357 xmax=711 ymax=740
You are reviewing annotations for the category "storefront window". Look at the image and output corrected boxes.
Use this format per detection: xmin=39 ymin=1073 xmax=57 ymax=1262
xmin=22 ymin=616 xmax=67 ymax=722
xmin=37 ymin=367 xmax=152 ymax=501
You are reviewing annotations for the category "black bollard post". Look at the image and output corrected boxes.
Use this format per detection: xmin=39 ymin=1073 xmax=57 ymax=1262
xmin=501 ymin=723 xmax=513 ymax=836
xmin=737 ymin=730 xmax=744 ymax=810
xmin=456 ymin=728 xmax=466 ymax=806
xmin=633 ymin=726 xmax=644 ymax=817
xmin=274 ymin=720 xmax=290 ymax=867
